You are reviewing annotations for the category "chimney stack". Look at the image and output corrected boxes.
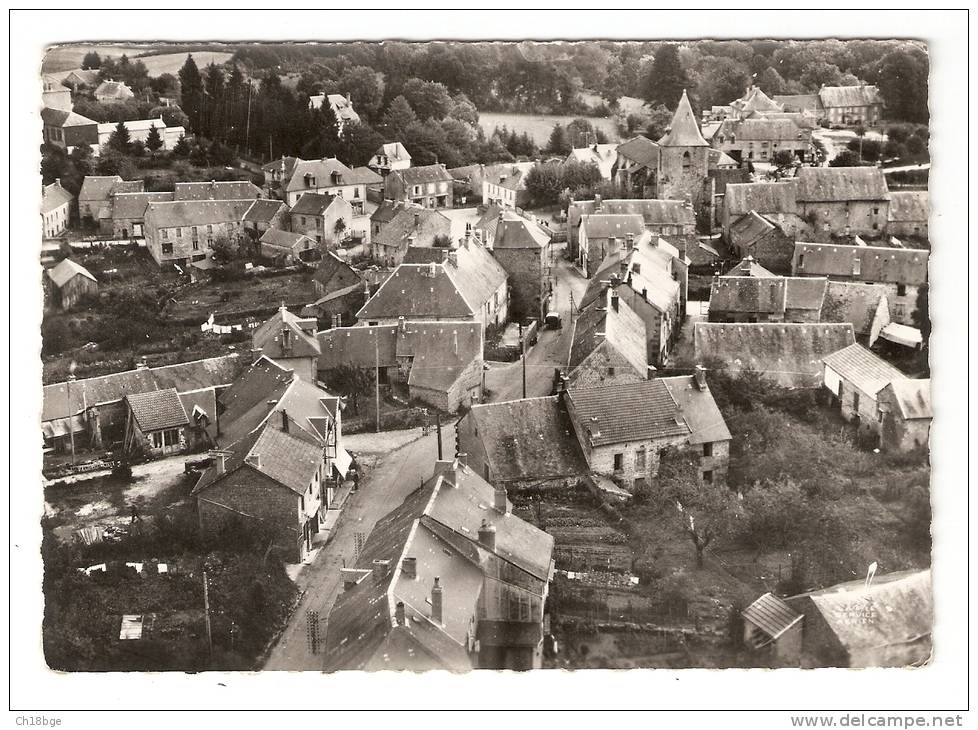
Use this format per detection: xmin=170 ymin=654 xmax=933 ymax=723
xmin=280 ymin=409 xmax=289 ymax=433
xmin=694 ymin=365 xmax=708 ymax=391
xmin=398 ymin=315 xmax=406 ymax=333
xmin=401 ymin=556 xmax=417 ymax=579
xmin=395 ymin=600 xmax=406 ymax=626
xmin=478 ymin=519 xmax=497 ymax=551
xmin=610 ymin=292 xmax=619 ymax=313
xmin=372 ymin=558 xmax=391 ymax=582
xmin=493 ymin=486 xmax=509 ymax=514
xmin=431 ymin=577 xmax=443 ymax=625
xmin=216 ymin=453 xmax=227 ymax=475
xmin=626 ymin=233 xmax=634 ymax=249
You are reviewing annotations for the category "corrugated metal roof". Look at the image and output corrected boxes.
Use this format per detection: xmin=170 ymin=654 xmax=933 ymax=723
xmin=742 ymin=593 xmax=802 ymax=640
xmin=822 ymin=343 xmax=905 ymax=395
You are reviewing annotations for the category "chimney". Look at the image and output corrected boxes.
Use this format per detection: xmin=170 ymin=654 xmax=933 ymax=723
xmin=478 ymin=519 xmax=497 ymax=551
xmin=694 ymin=365 xmax=708 ymax=391
xmin=447 ymin=251 xmax=458 ymax=267
xmin=398 ymin=315 xmax=406 ymax=333
xmin=431 ymin=577 xmax=443 ymax=625
xmin=428 ymin=262 xmax=437 ymax=278
xmin=642 ymin=287 xmax=648 ymax=301
xmin=453 ymin=330 xmax=458 ymax=355
xmin=372 ymin=558 xmax=391 ymax=582
xmin=395 ymin=600 xmax=406 ymax=626
xmin=401 ymin=556 xmax=417 ymax=579
xmin=215 ymin=453 xmax=227 ymax=474
xmin=280 ymin=409 xmax=289 ymax=433
xmin=494 ymin=486 xmax=509 ymax=514
xmin=610 ymin=292 xmax=619 ymax=313
xmin=626 ymin=233 xmax=634 ymax=249
xmin=56 ymin=177 xmax=62 ymax=188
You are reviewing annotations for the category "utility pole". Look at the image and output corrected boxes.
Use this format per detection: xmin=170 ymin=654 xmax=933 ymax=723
xmin=202 ymin=570 xmax=213 ymax=660
xmin=66 ymin=373 xmax=76 ymax=465
xmin=436 ymin=411 xmax=443 ymax=460
xmin=519 ymin=323 xmax=527 ymax=399
xmin=245 ymin=81 xmax=252 ymax=153
xmin=374 ymin=334 xmax=381 ymax=433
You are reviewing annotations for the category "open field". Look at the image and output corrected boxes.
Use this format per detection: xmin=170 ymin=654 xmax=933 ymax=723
xmin=139 ymin=51 xmax=234 ymax=76
xmin=480 ymin=112 xmax=619 ymax=146
xmin=42 ymin=45 xmax=233 ymax=76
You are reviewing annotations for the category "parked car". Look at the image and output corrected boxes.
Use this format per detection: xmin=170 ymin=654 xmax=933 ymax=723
xmin=545 ymin=311 xmax=562 ymax=329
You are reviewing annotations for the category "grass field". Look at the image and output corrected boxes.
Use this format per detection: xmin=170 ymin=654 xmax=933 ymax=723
xmin=480 ymin=112 xmax=619 ymax=146
xmin=139 ymin=51 xmax=234 ymax=76
xmin=42 ymin=45 xmax=233 ymax=76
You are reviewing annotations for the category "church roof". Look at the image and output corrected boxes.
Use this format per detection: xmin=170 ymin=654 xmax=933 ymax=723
xmin=658 ymin=90 xmax=709 ymax=148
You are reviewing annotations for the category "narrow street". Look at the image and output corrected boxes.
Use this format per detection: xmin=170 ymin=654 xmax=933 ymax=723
xmin=485 ymin=249 xmax=588 ymax=403
xmin=262 ymin=422 xmax=457 ymax=670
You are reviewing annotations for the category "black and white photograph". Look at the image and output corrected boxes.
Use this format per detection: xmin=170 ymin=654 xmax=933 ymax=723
xmin=9 ymin=8 xmax=970 ymax=725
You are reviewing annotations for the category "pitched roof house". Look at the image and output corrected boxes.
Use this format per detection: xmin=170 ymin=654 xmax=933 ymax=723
xmin=94 ymin=79 xmax=134 ymax=102
xmin=795 ymin=166 xmax=890 ymax=204
xmin=820 ymin=281 xmax=891 ymax=345
xmin=123 ymin=387 xmax=190 ymax=456
xmin=41 ymin=180 xmax=74 ymax=239
xmin=283 ymin=157 xmax=381 ymax=208
xmin=172 ymin=180 xmax=263 ymax=201
xmin=887 ymin=191 xmax=929 ymax=239
xmin=567 ymin=288 xmax=648 ymax=388
xmin=46 ymin=258 xmax=98 ymax=309
xmin=877 ymin=379 xmax=932 ymax=451
xmin=251 ymin=306 xmax=321 ymax=383
xmin=369 ymin=141 xmax=412 ymax=175
xmin=793 ymin=242 xmax=928 ymax=286
xmin=371 ymin=205 xmax=452 ymax=267
xmin=385 ymin=164 xmax=454 ymax=210
xmin=309 ymin=92 xmax=361 ymax=130
xmin=694 ymin=322 xmax=856 ymax=387
xmin=566 ymin=143 xmax=619 ymax=180
xmin=318 ymin=320 xmax=484 ymax=412
xmin=41 ymin=107 xmax=99 ymax=151
xmin=323 ymin=459 xmax=554 ymax=671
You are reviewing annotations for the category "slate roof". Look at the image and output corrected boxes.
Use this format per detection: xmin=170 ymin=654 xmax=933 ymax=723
xmin=262 ymin=156 xmax=299 ymax=177
xmin=694 ymin=323 xmax=855 ymax=385
xmin=324 ymin=460 xmax=553 ymax=672
xmin=658 ymin=90 xmax=709 ymax=147
xmin=375 ymin=141 xmax=411 ymax=164
xmin=289 ymin=192 xmax=340 ymax=216
xmin=144 ymin=199 xmax=253 ymax=228
xmin=616 ymin=135 xmax=660 ymax=168
xmin=466 ymin=397 xmax=589 ymax=481
xmin=568 ymin=294 xmax=648 ymax=379
xmin=211 ymin=357 xmax=295 ymax=444
xmin=742 ymin=593 xmax=803 ymax=641
xmin=795 ymin=167 xmax=890 ymax=202
xmin=373 ymin=206 xmax=451 ymax=251
xmin=112 ymin=192 xmax=174 ymax=220
xmin=319 ymin=322 xmax=482 ymax=394
xmin=773 ymin=94 xmax=823 ymax=114
xmin=570 ymin=199 xmax=694 ymax=230
xmin=484 ymin=163 xmax=532 ymax=192
xmin=242 ymin=198 xmax=286 ymax=223
xmin=821 ymin=281 xmax=890 ymax=335
xmin=94 ymin=80 xmax=133 ymax=99
xmin=493 ymin=214 xmax=551 ymax=250
xmin=566 ymin=145 xmax=618 ymax=177
xmin=286 ymin=158 xmax=355 ymax=194
xmin=42 ymin=354 xmax=243 ymax=423
xmin=41 ymin=182 xmax=73 ymax=214
xmin=125 ymin=387 xmax=189 ymax=432
xmin=785 ymin=277 xmax=828 ymax=311
xmin=172 ymin=181 xmax=263 ymax=201
xmin=818 ymin=85 xmax=882 ymax=109
xmin=794 ymin=242 xmax=928 ymax=285
xmin=47 ymin=258 xmax=97 ymax=288
xmin=79 ymin=175 xmax=123 ymax=202
xmin=393 ymin=163 xmax=454 ymax=186
xmin=260 ymin=228 xmax=315 ymax=253
xmin=567 ymin=380 xmax=689 ymax=447
xmin=711 ymin=276 xmax=787 ymax=314
xmin=725 ymin=256 xmax=777 ymax=278
xmin=580 ymin=213 xmax=646 ymax=241
xmin=883 ymin=379 xmax=932 ymax=420
xmin=822 ymin=343 xmax=905 ymax=396
xmin=708 ymin=148 xmax=740 ymax=168
xmin=312 ymin=250 xmax=363 ymax=293
xmin=252 ymin=307 xmax=321 ymax=360
xmin=791 ymin=569 xmax=931 ymax=668
xmin=729 ymin=211 xmax=776 ymax=250
xmin=370 ymin=200 xmax=403 ymax=225
xmin=725 ymin=181 xmax=799 ymax=217
xmin=719 ymin=117 xmax=807 ymax=142
xmin=888 ymin=191 xmax=929 ymax=222
xmin=730 ymin=86 xmax=783 ymax=116
xmin=41 ymin=107 xmax=97 ymax=128
xmin=659 ymin=375 xmax=732 ymax=445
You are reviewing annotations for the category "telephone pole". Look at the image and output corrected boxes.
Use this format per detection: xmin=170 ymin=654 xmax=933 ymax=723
xmin=436 ymin=411 xmax=443 ymax=460
xmin=519 ymin=323 xmax=527 ymax=399
xmin=374 ymin=334 xmax=381 ymax=433
xmin=202 ymin=570 xmax=213 ymax=659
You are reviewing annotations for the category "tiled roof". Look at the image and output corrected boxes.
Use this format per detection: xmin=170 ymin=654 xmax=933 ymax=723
xmin=42 ymin=354 xmax=243 ymax=423
xmin=41 ymin=107 xmax=97 ymax=128
xmin=581 ymin=213 xmax=646 ymax=241
xmin=242 ymin=198 xmax=286 ymax=223
xmin=286 ymin=158 xmax=354 ymax=193
xmin=144 ymin=199 xmax=253 ymax=229
xmin=822 ymin=343 xmax=905 ymax=396
xmin=719 ymin=117 xmax=807 ymax=142
xmin=773 ymin=94 xmax=823 ymax=113
xmin=394 ymin=164 xmax=453 ymax=186
xmin=821 ymin=281 xmax=889 ymax=335
xmin=795 ymin=167 xmax=890 ymax=203
xmin=95 ymin=80 xmax=133 ymax=99
xmin=729 ymin=211 xmax=776 ymax=250
xmin=725 ymin=181 xmax=799 ymax=217
xmin=818 ymin=85 xmax=882 ymax=109
xmin=694 ymin=323 xmax=855 ymax=386
xmin=125 ymin=387 xmax=189 ymax=432
xmin=41 ymin=182 xmax=73 ymax=214
xmin=711 ymin=276 xmax=787 ymax=314
xmin=493 ymin=215 xmax=551 ymax=250
xmin=725 ymin=256 xmax=777 ymax=278
xmin=79 ymin=175 xmax=122 ymax=202
xmin=742 ymin=593 xmax=803 ymax=640
xmin=373 ymin=206 xmax=451 ymax=250
xmin=47 ymin=258 xmax=96 ymax=288
xmin=252 ymin=307 xmax=321 ymax=360
xmin=466 ymin=396 xmax=589 ymax=481
xmin=357 ymin=265 xmax=470 ymax=323
xmin=259 ymin=228 xmax=315 ymax=252
xmin=659 ymin=375 xmax=732 ymax=444
xmin=616 ymin=135 xmax=660 ymax=168
xmin=376 ymin=142 xmax=411 ymax=163
xmin=172 ymin=181 xmax=262 ymax=201
xmin=794 ymin=242 xmax=928 ymax=285
xmin=888 ymin=191 xmax=929 ymax=223
xmin=289 ymin=192 xmax=339 ymax=216
xmin=312 ymin=250 xmax=363 ymax=293
xmin=111 ymin=192 xmax=174 ymax=220
xmin=883 ymin=379 xmax=932 ymax=420
xmin=567 ymin=380 xmax=689 ymax=446
xmin=784 ymin=277 xmax=828 ymax=311
xmin=657 ymin=90 xmax=709 ymax=147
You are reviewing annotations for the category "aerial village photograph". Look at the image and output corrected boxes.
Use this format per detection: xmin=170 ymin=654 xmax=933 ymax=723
xmin=11 ymin=7 xmax=971 ymax=725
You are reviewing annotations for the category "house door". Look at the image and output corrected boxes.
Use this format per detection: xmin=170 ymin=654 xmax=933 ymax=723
xmin=122 ymin=228 xmax=128 ymax=239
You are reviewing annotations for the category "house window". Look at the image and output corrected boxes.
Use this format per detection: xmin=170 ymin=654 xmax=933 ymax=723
xmin=613 ymin=453 xmax=624 ymax=471
xmin=703 ymin=470 xmax=713 ymax=484
xmin=607 ymin=366 xmax=616 ymax=376
xmin=873 ymin=207 xmax=880 ymax=215
xmin=300 ymin=494 xmax=305 ymax=511
xmin=207 ymin=224 xmax=213 ymax=234
xmin=161 ymin=229 xmax=169 ymax=240
xmin=301 ymin=216 xmax=306 ymax=226
xmin=484 ymin=463 xmax=490 ymax=481
xmin=413 ymin=185 xmax=422 ymax=196
xmin=164 ymin=429 xmax=179 ymax=447
xmin=703 ymin=442 xmax=713 ymax=457
xmin=635 ymin=447 xmax=646 ymax=470
xmin=852 ymin=258 xmax=861 ymax=276
xmin=151 ymin=432 xmax=163 ymax=448
xmin=192 ymin=239 xmax=199 ymax=251
xmin=191 ymin=226 xmax=198 ymax=237
xmin=682 ymin=151 xmax=691 ymax=172
xmin=897 ymin=284 xmax=907 ymax=297
xmin=176 ymin=228 xmax=182 ymax=238
xmin=162 ymin=242 xmax=173 ymax=254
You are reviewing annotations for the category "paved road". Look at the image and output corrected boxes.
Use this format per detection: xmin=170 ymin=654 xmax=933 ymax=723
xmin=485 ymin=250 xmax=588 ymax=403
xmin=263 ymin=422 xmax=456 ymax=670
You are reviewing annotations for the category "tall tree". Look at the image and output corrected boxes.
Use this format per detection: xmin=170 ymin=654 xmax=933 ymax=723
xmin=81 ymin=51 xmax=101 ymax=70
xmin=336 ymin=66 xmax=385 ymax=122
xmin=177 ymin=54 xmax=205 ymax=135
xmin=145 ymin=124 xmax=163 ymax=154
xmin=108 ymin=121 xmax=131 ymax=154
xmin=382 ymin=95 xmax=417 ymax=138
xmin=642 ymin=43 xmax=690 ymax=109
xmin=545 ymin=123 xmax=571 ymax=156
xmin=876 ymin=45 xmax=929 ymax=123
xmin=203 ymin=63 xmax=227 ymax=140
